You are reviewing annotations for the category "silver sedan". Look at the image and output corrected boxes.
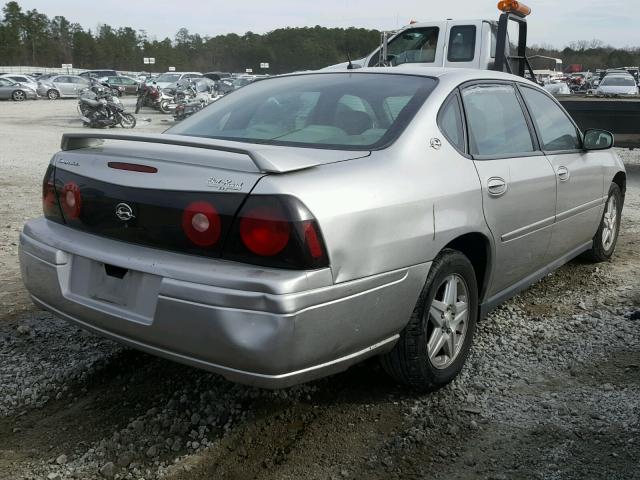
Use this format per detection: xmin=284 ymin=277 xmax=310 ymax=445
xmin=36 ymin=75 xmax=90 ymax=99
xmin=20 ymin=68 xmax=625 ymax=390
xmin=0 ymin=77 xmax=38 ymax=101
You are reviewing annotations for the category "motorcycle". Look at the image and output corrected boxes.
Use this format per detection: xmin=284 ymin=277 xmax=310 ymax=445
xmin=172 ymin=81 xmax=210 ymax=121
xmin=135 ymin=81 xmax=163 ymax=114
xmin=78 ymin=86 xmax=136 ymax=129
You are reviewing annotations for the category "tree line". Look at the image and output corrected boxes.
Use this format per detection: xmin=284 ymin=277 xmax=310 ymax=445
xmin=1 ymin=1 xmax=640 ymax=74
xmin=0 ymin=1 xmax=379 ymax=73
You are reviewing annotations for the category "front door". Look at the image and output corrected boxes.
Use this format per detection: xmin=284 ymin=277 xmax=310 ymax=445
xmin=518 ymin=86 xmax=605 ymax=259
xmin=461 ymin=82 xmax=557 ymax=296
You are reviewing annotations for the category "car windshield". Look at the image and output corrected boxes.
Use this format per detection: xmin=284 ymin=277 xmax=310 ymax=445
xmin=156 ymin=74 xmax=181 ymax=82
xmin=168 ymin=73 xmax=437 ymax=150
xmin=602 ymin=76 xmax=635 ymax=86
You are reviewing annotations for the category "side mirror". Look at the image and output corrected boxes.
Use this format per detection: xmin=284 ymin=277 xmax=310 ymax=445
xmin=583 ymin=129 xmax=614 ymax=150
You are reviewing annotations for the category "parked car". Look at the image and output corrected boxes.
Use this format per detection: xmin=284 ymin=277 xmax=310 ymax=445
xmin=19 ymin=68 xmax=626 ymax=390
xmin=154 ymin=72 xmax=202 ymax=90
xmin=104 ymin=76 xmax=140 ymax=95
xmin=203 ymin=71 xmax=232 ymax=81
xmin=596 ymin=73 xmax=639 ymax=96
xmin=0 ymin=73 xmax=39 ymax=93
xmin=0 ymin=77 xmax=38 ymax=101
xmin=79 ymin=70 xmax=119 ymax=82
xmin=37 ymin=75 xmax=90 ymax=99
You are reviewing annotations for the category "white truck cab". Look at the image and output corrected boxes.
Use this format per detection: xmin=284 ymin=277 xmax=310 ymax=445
xmin=327 ymin=20 xmax=499 ymax=71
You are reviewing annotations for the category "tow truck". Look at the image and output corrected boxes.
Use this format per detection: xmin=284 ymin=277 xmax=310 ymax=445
xmin=326 ymin=0 xmax=640 ymax=148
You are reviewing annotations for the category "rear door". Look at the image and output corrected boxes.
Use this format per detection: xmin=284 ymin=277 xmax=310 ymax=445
xmin=461 ymin=82 xmax=557 ymax=296
xmin=55 ymin=76 xmax=75 ymax=96
xmin=518 ymin=85 xmax=605 ymax=260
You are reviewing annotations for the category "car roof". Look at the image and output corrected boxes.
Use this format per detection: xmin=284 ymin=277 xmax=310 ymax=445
xmin=288 ymin=66 xmax=539 ymax=89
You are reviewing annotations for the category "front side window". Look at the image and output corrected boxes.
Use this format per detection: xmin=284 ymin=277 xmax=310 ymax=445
xmin=169 ymin=73 xmax=437 ymax=150
xmin=369 ymin=27 xmax=440 ymax=66
xmin=447 ymin=26 xmax=476 ymax=62
xmin=0 ymin=78 xmax=12 ymax=86
xmin=438 ymin=95 xmax=465 ymax=152
xmin=520 ymin=87 xmax=581 ymax=151
xmin=462 ymin=83 xmax=534 ymax=156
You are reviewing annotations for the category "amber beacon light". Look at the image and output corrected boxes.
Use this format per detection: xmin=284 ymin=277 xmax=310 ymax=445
xmin=497 ymin=0 xmax=532 ymax=17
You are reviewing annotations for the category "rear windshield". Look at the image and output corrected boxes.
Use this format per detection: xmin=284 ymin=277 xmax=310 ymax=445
xmin=156 ymin=73 xmax=181 ymax=82
xmin=168 ymin=73 xmax=437 ymax=150
xmin=601 ymin=76 xmax=635 ymax=86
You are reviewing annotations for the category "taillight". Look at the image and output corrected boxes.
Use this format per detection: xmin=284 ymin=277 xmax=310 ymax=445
xmin=223 ymin=195 xmax=329 ymax=270
xmin=42 ymin=164 xmax=63 ymax=221
xmin=239 ymin=205 xmax=291 ymax=256
xmin=61 ymin=181 xmax=82 ymax=219
xmin=181 ymin=201 xmax=222 ymax=247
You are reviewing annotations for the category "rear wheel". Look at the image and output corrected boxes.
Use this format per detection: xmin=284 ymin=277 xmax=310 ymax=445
xmin=586 ymin=182 xmax=622 ymax=262
xmin=119 ymin=113 xmax=136 ymax=129
xmin=12 ymin=90 xmax=26 ymax=101
xmin=47 ymin=89 xmax=59 ymax=100
xmin=135 ymin=96 xmax=143 ymax=114
xmin=381 ymin=249 xmax=478 ymax=392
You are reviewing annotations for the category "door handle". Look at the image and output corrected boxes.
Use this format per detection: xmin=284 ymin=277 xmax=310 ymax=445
xmin=557 ymin=166 xmax=570 ymax=182
xmin=487 ymin=177 xmax=508 ymax=197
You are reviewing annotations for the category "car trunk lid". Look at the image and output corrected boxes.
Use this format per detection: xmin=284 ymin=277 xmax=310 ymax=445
xmin=52 ymin=133 xmax=368 ymax=260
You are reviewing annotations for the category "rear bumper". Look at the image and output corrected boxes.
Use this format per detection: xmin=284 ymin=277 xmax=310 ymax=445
xmin=20 ymin=218 xmax=428 ymax=388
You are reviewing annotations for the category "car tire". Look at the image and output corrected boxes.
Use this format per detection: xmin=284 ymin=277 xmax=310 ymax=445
xmin=12 ymin=90 xmax=26 ymax=101
xmin=586 ymin=182 xmax=623 ymax=262
xmin=47 ymin=89 xmax=59 ymax=100
xmin=381 ymin=249 xmax=478 ymax=392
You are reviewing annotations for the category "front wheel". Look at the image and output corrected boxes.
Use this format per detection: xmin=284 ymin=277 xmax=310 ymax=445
xmin=586 ymin=182 xmax=623 ymax=262
xmin=159 ymin=100 xmax=171 ymax=114
xmin=135 ymin=96 xmax=143 ymax=114
xmin=47 ymin=89 xmax=59 ymax=100
xmin=381 ymin=249 xmax=478 ymax=392
xmin=119 ymin=113 xmax=136 ymax=129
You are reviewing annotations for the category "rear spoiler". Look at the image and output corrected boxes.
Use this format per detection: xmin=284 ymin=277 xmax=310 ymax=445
xmin=60 ymin=132 xmax=321 ymax=174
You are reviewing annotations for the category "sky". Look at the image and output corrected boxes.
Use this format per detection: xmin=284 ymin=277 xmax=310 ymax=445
xmin=10 ymin=0 xmax=640 ymax=49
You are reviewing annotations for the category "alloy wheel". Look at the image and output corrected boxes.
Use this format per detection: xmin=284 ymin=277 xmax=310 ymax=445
xmin=602 ymin=195 xmax=618 ymax=251
xmin=13 ymin=90 xmax=25 ymax=101
xmin=426 ymin=274 xmax=470 ymax=369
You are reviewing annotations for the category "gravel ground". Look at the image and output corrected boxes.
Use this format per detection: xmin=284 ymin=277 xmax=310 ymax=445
xmin=0 ymin=98 xmax=638 ymax=480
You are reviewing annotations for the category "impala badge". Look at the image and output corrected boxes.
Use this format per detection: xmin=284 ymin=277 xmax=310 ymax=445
xmin=115 ymin=203 xmax=135 ymax=221
xmin=207 ymin=177 xmax=244 ymax=191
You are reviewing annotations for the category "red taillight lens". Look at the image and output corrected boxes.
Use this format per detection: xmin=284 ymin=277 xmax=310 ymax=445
xmin=303 ymin=221 xmax=324 ymax=259
xmin=42 ymin=165 xmax=62 ymax=220
xmin=223 ymin=195 xmax=329 ymax=270
xmin=61 ymin=181 xmax=82 ymax=219
xmin=239 ymin=206 xmax=291 ymax=256
xmin=181 ymin=201 xmax=222 ymax=247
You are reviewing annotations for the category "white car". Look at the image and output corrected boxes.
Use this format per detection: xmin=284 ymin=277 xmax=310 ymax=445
xmin=596 ymin=74 xmax=639 ymax=96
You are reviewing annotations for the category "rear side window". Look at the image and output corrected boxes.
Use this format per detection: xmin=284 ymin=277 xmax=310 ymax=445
xmin=520 ymin=87 xmax=581 ymax=151
xmin=448 ymin=25 xmax=476 ymax=62
xmin=438 ymin=95 xmax=465 ymax=152
xmin=462 ymin=84 xmax=534 ymax=156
